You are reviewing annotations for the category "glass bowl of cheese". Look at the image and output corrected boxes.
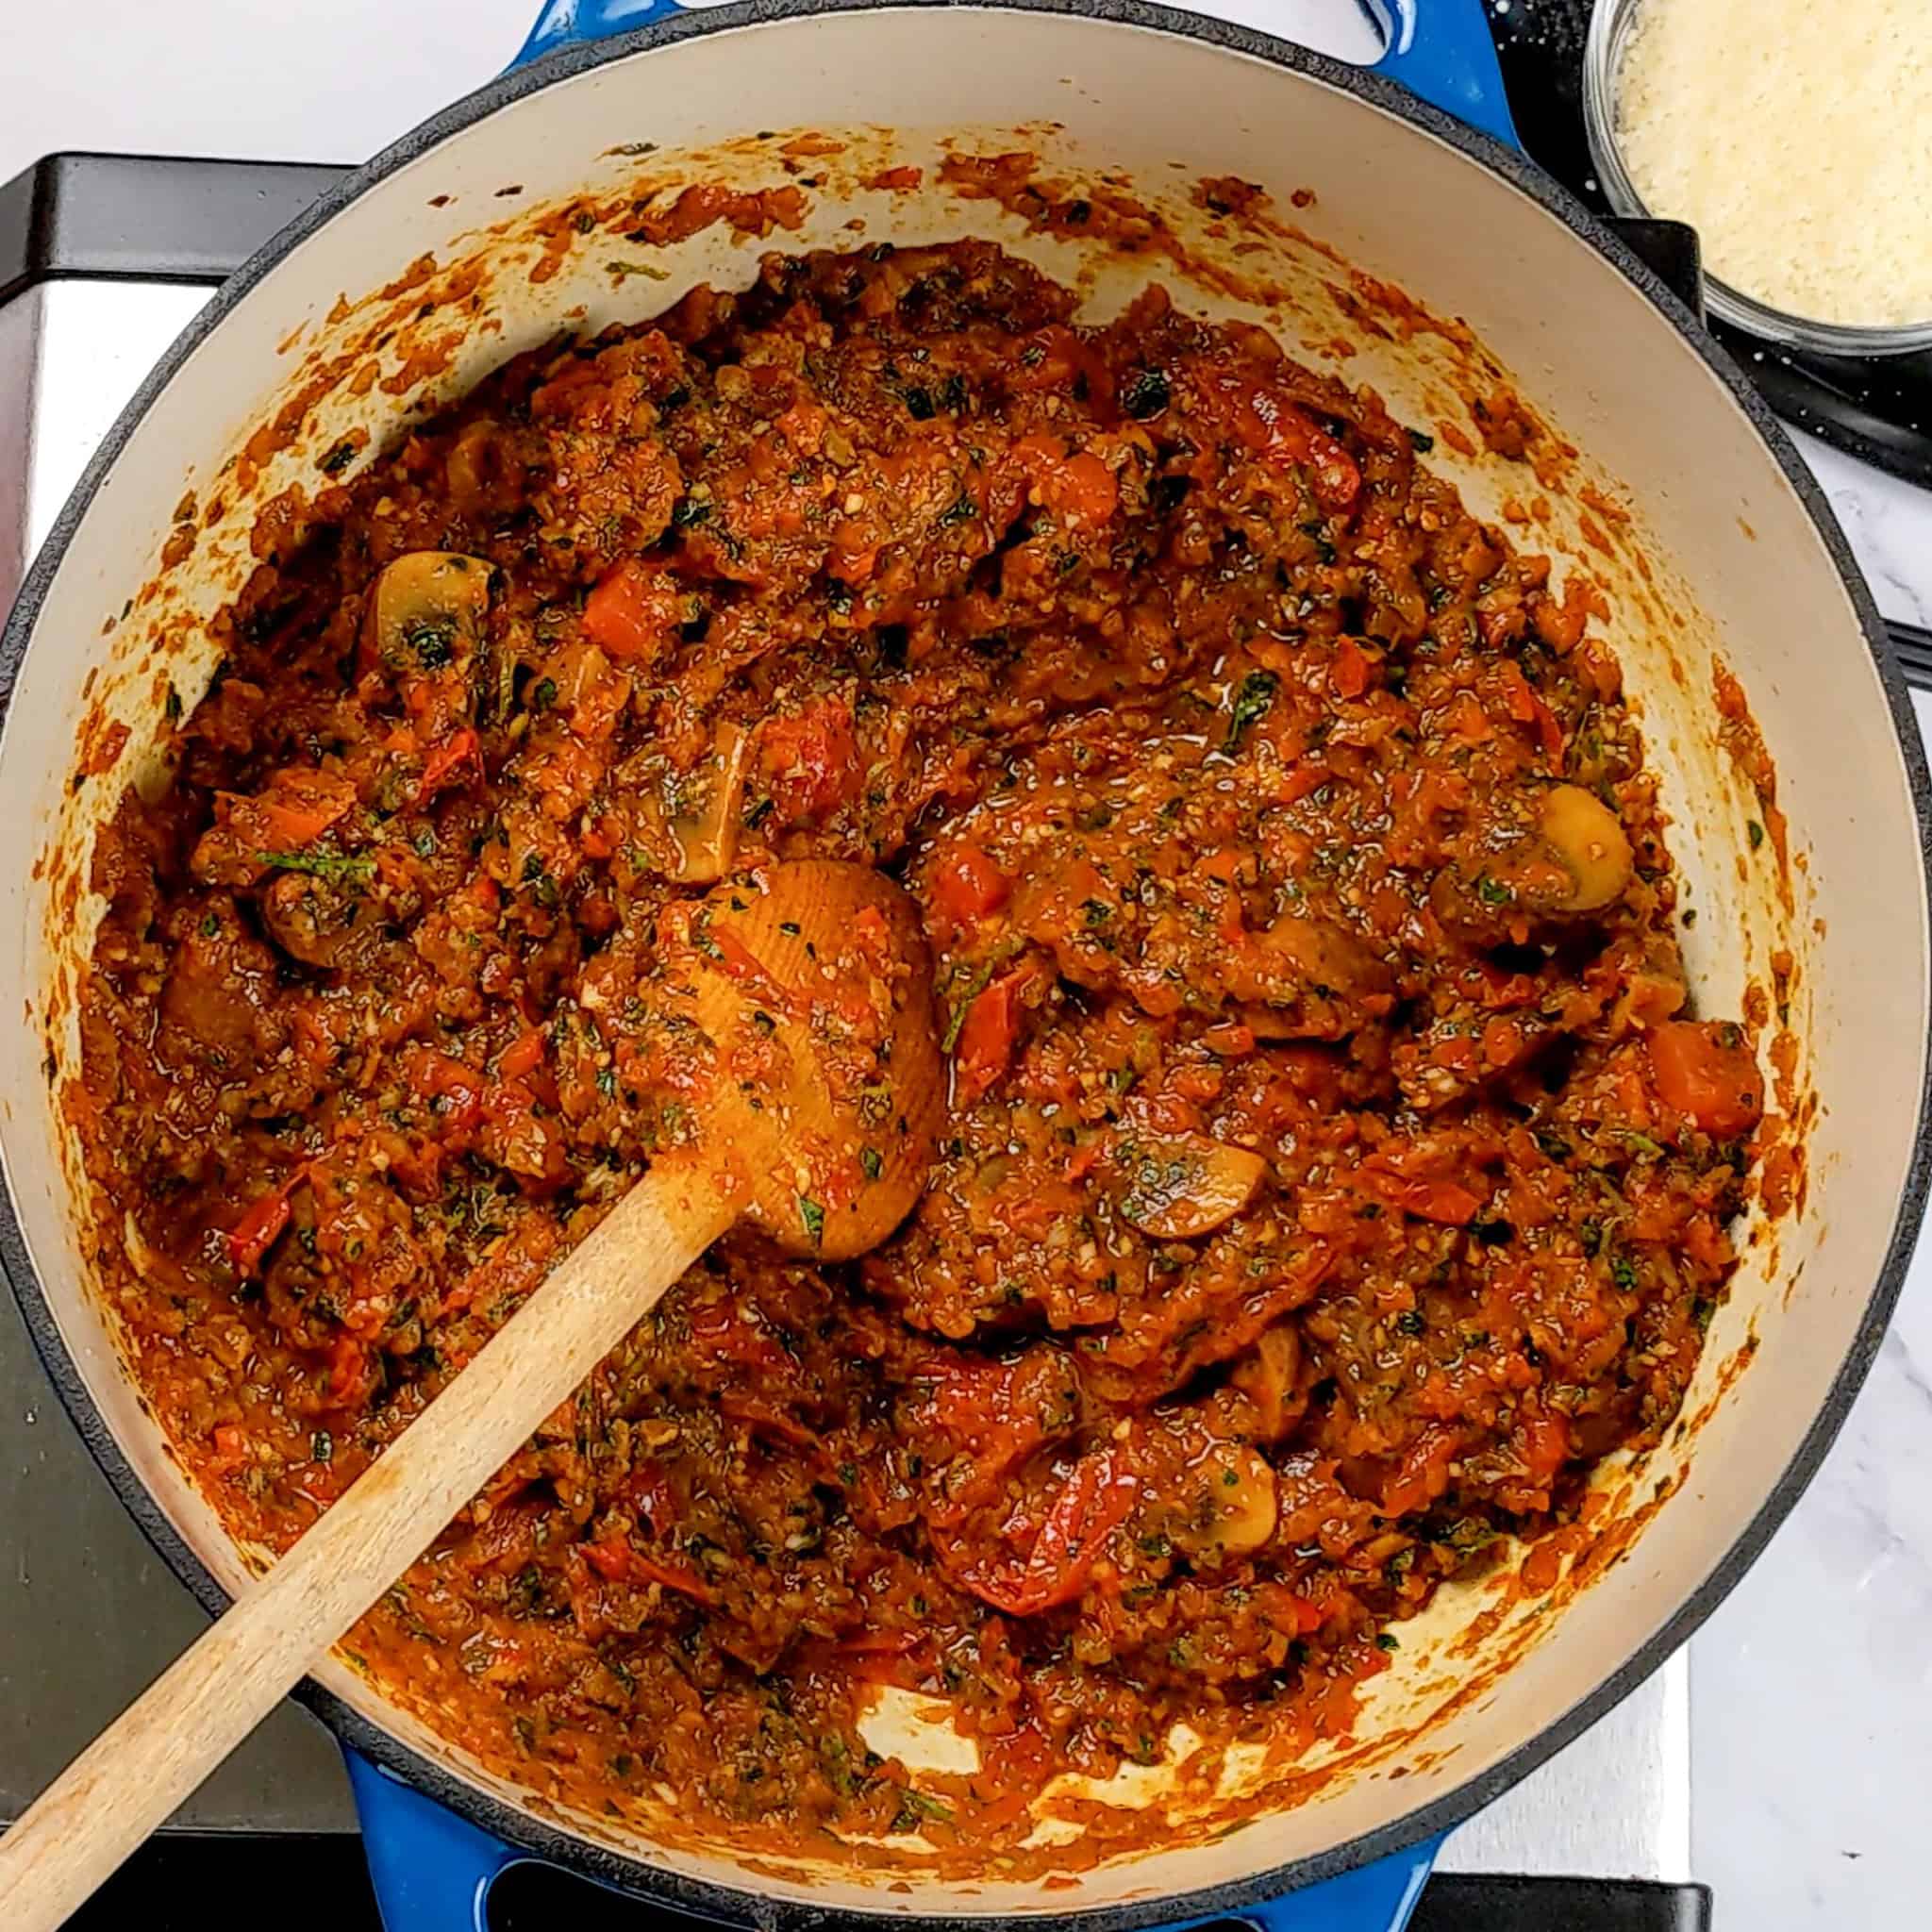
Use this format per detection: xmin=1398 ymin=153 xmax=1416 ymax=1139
xmin=1585 ymin=0 xmax=1932 ymax=356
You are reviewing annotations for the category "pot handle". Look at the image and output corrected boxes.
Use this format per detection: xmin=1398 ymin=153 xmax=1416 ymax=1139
xmin=1366 ymin=0 xmax=1522 ymax=149
xmin=510 ymin=0 xmax=686 ymax=68
xmin=349 ymin=1740 xmax=1439 ymax=1932
xmin=508 ymin=2 xmax=1520 ymax=153
xmin=347 ymin=1750 xmax=517 ymax=1932
xmin=1156 ymin=1837 xmax=1444 ymax=1932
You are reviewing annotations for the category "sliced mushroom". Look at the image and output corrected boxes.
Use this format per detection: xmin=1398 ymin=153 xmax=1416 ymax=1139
xmin=667 ymin=722 xmax=751 ymax=884
xmin=362 ymin=551 xmax=492 ymax=689
xmin=1262 ymin=911 xmax=1391 ymax=996
xmin=1119 ymin=1135 xmax=1269 ymax=1241
xmin=1230 ymin=1323 xmax=1306 ymax=1441
xmin=1537 ymin=784 xmax=1634 ymax=912
xmin=1437 ymin=781 xmax=1637 ymax=938
xmin=1169 ymin=1443 xmax=1280 ymax=1564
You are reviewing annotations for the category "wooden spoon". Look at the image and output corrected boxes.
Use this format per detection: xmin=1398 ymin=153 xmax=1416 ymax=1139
xmin=0 ymin=858 xmax=943 ymax=1931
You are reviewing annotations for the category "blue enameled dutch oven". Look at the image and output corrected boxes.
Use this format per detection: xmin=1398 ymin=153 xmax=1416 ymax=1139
xmin=2 ymin=2 xmax=1926 ymax=1929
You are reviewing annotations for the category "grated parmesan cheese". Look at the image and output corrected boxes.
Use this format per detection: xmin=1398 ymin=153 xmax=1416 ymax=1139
xmin=1615 ymin=0 xmax=1932 ymax=329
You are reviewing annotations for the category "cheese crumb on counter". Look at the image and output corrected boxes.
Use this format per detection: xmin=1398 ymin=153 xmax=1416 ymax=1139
xmin=1616 ymin=0 xmax=1932 ymax=328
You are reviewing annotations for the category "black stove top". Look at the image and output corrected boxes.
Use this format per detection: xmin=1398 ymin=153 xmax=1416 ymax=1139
xmin=64 ymin=1835 xmax=1710 ymax=1932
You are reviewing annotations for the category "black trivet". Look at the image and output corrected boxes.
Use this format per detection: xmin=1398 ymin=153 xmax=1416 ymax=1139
xmin=1487 ymin=0 xmax=1932 ymax=490
xmin=40 ymin=1831 xmax=1710 ymax=1932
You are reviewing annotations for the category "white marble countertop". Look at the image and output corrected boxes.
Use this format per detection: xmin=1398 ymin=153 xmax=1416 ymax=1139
xmin=7 ymin=4 xmax=1932 ymax=1925
xmin=1687 ymin=429 xmax=1932 ymax=1929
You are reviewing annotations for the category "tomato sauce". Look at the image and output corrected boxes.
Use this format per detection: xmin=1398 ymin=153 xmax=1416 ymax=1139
xmin=74 ymin=242 xmax=1758 ymax=1852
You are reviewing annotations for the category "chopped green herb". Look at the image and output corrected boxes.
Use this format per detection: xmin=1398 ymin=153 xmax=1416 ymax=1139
xmin=528 ymin=676 xmax=558 ymax=712
xmin=258 ymin=850 xmax=375 ymax=884
xmin=199 ymin=910 xmax=221 ymax=938
xmin=1474 ymin=874 xmax=1513 ymax=906
xmin=404 ymin=615 xmax=456 ymax=669
xmin=1375 ymin=1631 xmax=1400 ymax=1651
xmin=163 ymin=685 xmax=183 ymax=724
xmin=1224 ymin=669 xmax=1279 ymax=753
xmin=891 ymin=1788 xmax=954 ymax=1830
xmin=860 ymin=1145 xmax=883 ymax=1182
xmin=311 ymin=1429 xmax=333 ymax=1464
xmin=1746 ymin=819 xmax=1766 ymax=850
xmin=1407 ymin=426 xmax=1435 ymax=453
xmin=1611 ymin=1254 xmax=1640 ymax=1291
xmin=936 ymin=493 xmax=977 ymax=528
xmin=941 ymin=960 xmax=995 ymax=1052
xmin=798 ymin=1195 xmax=826 ymax=1245
xmin=1437 ymin=1517 xmax=1501 ymax=1557
xmin=1122 ymin=369 xmax=1171 ymax=420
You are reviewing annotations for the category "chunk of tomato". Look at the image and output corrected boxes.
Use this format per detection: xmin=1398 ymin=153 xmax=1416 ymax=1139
xmin=930 ymin=842 xmax=1011 ymax=938
xmin=758 ymin=696 xmax=860 ymax=825
xmin=955 ymin=1447 xmax=1138 ymax=1616
xmin=225 ymin=1167 xmax=308 ymax=1275
xmin=1355 ymin=1163 xmax=1483 ymax=1225
xmin=1646 ymin=1021 xmax=1762 ymax=1137
xmin=582 ymin=558 xmax=680 ymax=665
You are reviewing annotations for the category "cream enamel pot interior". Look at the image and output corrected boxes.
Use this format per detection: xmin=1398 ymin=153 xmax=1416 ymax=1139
xmin=3 ymin=4 xmax=1929 ymax=1930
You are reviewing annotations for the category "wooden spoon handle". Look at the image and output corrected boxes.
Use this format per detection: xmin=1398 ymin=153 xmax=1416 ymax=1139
xmin=0 ymin=1162 xmax=734 ymax=1932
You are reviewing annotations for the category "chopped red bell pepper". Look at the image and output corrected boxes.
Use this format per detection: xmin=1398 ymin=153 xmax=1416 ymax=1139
xmin=581 ymin=1536 xmax=716 ymax=1604
xmin=497 ymin=1026 xmax=547 ymax=1081
xmin=415 ymin=726 xmax=480 ymax=805
xmin=952 ymin=969 xmax=1026 ymax=1106
xmin=225 ymin=1166 xmax=309 ymax=1274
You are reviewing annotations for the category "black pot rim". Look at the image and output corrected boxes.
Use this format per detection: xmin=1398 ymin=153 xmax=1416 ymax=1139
xmin=5 ymin=3 xmax=1929 ymax=1925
